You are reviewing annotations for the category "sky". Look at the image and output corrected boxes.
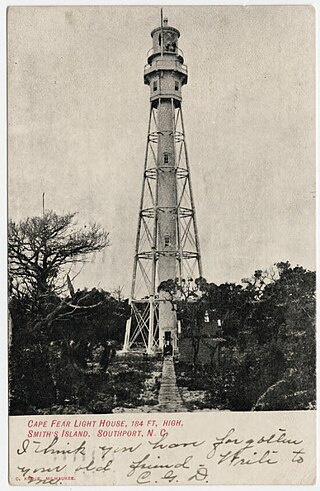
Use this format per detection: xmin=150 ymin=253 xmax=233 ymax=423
xmin=8 ymin=5 xmax=316 ymax=295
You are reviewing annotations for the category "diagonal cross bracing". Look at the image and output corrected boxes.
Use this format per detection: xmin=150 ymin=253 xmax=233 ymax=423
xmin=122 ymin=21 xmax=203 ymax=354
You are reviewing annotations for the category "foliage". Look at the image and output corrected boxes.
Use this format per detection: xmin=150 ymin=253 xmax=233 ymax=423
xmin=9 ymin=287 xmax=130 ymax=414
xmin=8 ymin=210 xmax=130 ymax=415
xmin=158 ymin=277 xmax=212 ymax=368
xmin=175 ymin=262 xmax=316 ymax=411
xmin=8 ymin=211 xmax=315 ymax=413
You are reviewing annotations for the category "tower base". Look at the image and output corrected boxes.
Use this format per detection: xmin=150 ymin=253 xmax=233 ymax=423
xmin=122 ymin=298 xmax=180 ymax=355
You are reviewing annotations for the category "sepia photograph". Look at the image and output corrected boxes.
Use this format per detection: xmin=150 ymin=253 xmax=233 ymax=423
xmin=8 ymin=5 xmax=316 ymax=418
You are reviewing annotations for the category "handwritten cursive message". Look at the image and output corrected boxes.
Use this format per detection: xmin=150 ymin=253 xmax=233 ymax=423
xmin=9 ymin=412 xmax=316 ymax=485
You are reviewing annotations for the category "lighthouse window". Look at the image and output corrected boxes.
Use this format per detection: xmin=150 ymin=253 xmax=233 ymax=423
xmin=164 ymin=235 xmax=170 ymax=247
xmin=153 ymin=81 xmax=158 ymax=91
xmin=164 ymin=153 xmax=169 ymax=164
xmin=175 ymin=81 xmax=179 ymax=91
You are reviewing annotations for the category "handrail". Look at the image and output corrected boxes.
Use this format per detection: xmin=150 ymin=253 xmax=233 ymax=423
xmin=144 ymin=59 xmax=188 ymax=75
xmin=147 ymin=46 xmax=184 ymax=60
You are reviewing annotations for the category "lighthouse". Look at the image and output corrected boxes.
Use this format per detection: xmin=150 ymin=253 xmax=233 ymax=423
xmin=122 ymin=14 xmax=202 ymax=354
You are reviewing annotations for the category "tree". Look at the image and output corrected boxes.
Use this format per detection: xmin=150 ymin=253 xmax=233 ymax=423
xmin=173 ymin=263 xmax=316 ymax=411
xmin=8 ymin=210 xmax=109 ymax=309
xmin=8 ymin=210 xmax=111 ymax=414
xmin=9 ymin=285 xmax=130 ymax=414
xmin=158 ymin=277 xmax=209 ymax=369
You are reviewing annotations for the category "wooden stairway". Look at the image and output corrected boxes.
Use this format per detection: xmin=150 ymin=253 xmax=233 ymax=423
xmin=158 ymin=356 xmax=186 ymax=412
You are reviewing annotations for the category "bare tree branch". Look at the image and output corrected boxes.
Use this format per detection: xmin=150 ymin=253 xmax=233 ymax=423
xmin=8 ymin=210 xmax=109 ymax=307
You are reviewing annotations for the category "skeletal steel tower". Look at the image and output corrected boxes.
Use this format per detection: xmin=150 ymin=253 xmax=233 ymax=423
xmin=123 ymin=13 xmax=202 ymax=354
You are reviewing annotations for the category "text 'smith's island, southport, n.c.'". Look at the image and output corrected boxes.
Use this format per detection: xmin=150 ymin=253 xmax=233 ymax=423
xmin=7 ymin=6 xmax=316 ymax=486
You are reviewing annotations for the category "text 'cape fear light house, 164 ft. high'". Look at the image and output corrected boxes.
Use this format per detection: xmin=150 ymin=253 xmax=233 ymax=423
xmin=122 ymin=13 xmax=202 ymax=355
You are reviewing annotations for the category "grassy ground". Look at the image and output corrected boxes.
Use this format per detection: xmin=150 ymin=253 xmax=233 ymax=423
xmin=32 ymin=352 xmax=162 ymax=415
xmin=112 ymin=354 xmax=162 ymax=411
xmin=175 ymin=360 xmax=231 ymax=411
